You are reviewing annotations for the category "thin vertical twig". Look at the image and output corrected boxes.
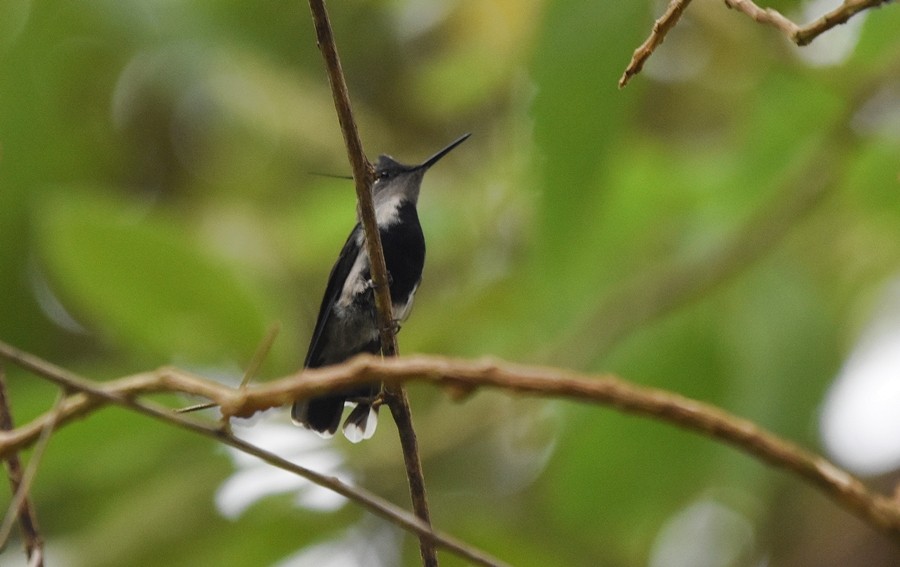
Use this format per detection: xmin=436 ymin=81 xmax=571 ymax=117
xmin=0 ymin=368 xmax=49 ymax=567
xmin=305 ymin=2 xmax=437 ymax=565
xmin=305 ymin=0 xmax=392 ymax=350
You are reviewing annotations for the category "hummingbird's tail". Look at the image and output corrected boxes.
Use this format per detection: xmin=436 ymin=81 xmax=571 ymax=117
xmin=292 ymin=390 xmax=379 ymax=443
xmin=342 ymin=402 xmax=378 ymax=443
xmin=291 ymin=396 xmax=343 ymax=438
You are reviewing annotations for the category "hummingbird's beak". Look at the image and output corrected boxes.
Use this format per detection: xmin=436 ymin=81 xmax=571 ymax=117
xmin=418 ymin=133 xmax=471 ymax=170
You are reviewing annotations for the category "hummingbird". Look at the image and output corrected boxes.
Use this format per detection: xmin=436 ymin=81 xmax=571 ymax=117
xmin=292 ymin=133 xmax=470 ymax=442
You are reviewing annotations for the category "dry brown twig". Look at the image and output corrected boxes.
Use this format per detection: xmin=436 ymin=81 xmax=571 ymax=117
xmin=620 ymin=0 xmax=895 ymax=88
xmin=0 ymin=370 xmax=58 ymax=567
xmin=0 ymin=342 xmax=507 ymax=567
xmin=724 ymin=0 xmax=893 ymax=45
xmin=1 ymin=340 xmax=900 ymax=546
xmin=619 ymin=0 xmax=694 ymax=88
xmin=308 ymin=2 xmax=438 ymax=564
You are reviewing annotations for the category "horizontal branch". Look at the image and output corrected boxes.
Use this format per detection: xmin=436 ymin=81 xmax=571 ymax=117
xmin=1 ymin=340 xmax=899 ymax=543
xmin=0 ymin=341 xmax=506 ymax=567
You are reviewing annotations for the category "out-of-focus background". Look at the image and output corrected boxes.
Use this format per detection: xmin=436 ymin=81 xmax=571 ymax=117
xmin=2 ymin=1 xmax=900 ymax=565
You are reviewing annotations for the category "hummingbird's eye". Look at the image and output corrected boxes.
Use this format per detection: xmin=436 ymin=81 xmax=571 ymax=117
xmin=376 ymin=170 xmax=391 ymax=182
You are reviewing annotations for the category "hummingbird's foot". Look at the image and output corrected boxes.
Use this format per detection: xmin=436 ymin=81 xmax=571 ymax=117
xmin=347 ymin=392 xmax=379 ymax=406
xmin=365 ymin=271 xmax=393 ymax=291
xmin=380 ymin=318 xmax=402 ymax=335
xmin=347 ymin=389 xmax=384 ymax=411
xmin=356 ymin=390 xmax=385 ymax=410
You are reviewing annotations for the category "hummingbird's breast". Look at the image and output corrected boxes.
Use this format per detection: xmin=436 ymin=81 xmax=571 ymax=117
xmin=380 ymin=200 xmax=426 ymax=307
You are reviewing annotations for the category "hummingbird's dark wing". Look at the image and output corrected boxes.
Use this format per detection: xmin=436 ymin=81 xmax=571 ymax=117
xmin=293 ymin=222 xmax=380 ymax=438
xmin=303 ymin=223 xmax=363 ymax=368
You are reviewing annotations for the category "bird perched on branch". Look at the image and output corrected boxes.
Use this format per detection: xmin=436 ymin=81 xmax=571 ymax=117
xmin=292 ymin=133 xmax=470 ymax=442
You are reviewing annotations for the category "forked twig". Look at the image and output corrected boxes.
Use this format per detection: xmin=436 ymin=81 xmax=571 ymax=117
xmin=621 ymin=0 xmax=895 ymax=87
xmin=724 ymin=0 xmax=893 ymax=46
xmin=0 ymin=374 xmax=59 ymax=567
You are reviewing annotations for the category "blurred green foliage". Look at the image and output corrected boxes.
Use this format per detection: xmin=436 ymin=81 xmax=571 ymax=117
xmin=1 ymin=1 xmax=899 ymax=566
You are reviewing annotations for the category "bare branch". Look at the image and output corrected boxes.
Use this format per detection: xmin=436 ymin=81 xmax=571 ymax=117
xmin=306 ymin=2 xmax=436 ymax=564
xmin=796 ymin=0 xmax=894 ymax=45
xmin=723 ymin=0 xmax=799 ymax=37
xmin=306 ymin=0 xmax=396 ymax=358
xmin=222 ymin=429 xmax=507 ymax=567
xmin=619 ymin=0 xmax=695 ymax=88
xmin=231 ymin=356 xmax=900 ymax=541
xmin=1 ymin=341 xmax=899 ymax=543
xmin=621 ymin=0 xmax=895 ymax=85
xmin=0 ymin=341 xmax=507 ymax=567
xmin=0 ymin=377 xmax=59 ymax=567
xmin=725 ymin=0 xmax=894 ymax=46
xmin=383 ymin=386 xmax=431 ymax=537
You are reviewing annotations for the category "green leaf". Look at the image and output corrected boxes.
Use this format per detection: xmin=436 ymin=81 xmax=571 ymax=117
xmin=529 ymin=0 xmax=646 ymax=269
xmin=36 ymin=189 xmax=267 ymax=363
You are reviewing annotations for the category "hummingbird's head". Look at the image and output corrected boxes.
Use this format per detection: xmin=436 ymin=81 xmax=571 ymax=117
xmin=372 ymin=133 xmax=470 ymax=206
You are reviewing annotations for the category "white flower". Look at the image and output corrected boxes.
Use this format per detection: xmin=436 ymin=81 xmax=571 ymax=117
xmin=215 ymin=412 xmax=352 ymax=518
xmin=821 ymin=278 xmax=900 ymax=475
xmin=272 ymin=521 xmax=400 ymax=567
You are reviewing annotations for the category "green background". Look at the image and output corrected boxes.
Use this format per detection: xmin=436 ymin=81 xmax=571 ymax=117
xmin=1 ymin=1 xmax=899 ymax=565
